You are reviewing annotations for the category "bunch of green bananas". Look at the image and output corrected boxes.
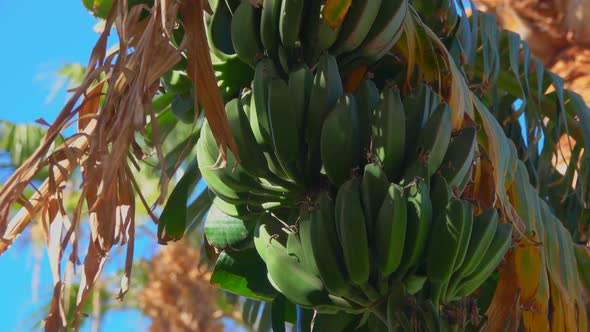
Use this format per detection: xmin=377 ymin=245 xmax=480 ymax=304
xmin=221 ymin=74 xmax=513 ymax=329
xmin=197 ymin=52 xmax=345 ymax=216
xmin=251 ymin=172 xmax=512 ymax=330
xmin=225 ymin=0 xmax=408 ymax=73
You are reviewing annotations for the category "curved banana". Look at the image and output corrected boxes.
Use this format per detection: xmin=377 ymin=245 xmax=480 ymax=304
xmin=305 ymin=53 xmax=344 ymax=177
xmin=225 ymin=98 xmax=272 ymax=180
xmin=426 ymin=187 xmax=464 ymax=306
xmin=353 ymin=78 xmax=380 ymax=154
xmin=331 ymin=0 xmax=383 ymax=55
xmin=260 ymin=0 xmax=282 ymax=60
xmin=321 ymin=95 xmax=361 ymax=186
xmin=355 ymin=0 xmax=408 ymax=62
xmin=445 ymin=208 xmax=498 ymax=300
xmin=212 ymin=196 xmax=262 ymax=220
xmin=207 ymin=0 xmax=235 ymax=58
xmin=403 ymin=83 xmax=433 ymax=153
xmin=296 ymin=211 xmax=321 ymax=276
xmin=438 ymin=126 xmax=477 ymax=194
xmin=231 ymin=2 xmax=263 ymax=68
xmin=413 ymin=103 xmax=453 ymax=177
xmin=286 ymin=228 xmax=306 ymax=265
xmin=360 ymin=162 xmax=390 ymax=238
xmin=371 ymin=84 xmax=406 ymax=181
xmin=268 ymin=77 xmax=305 ymax=182
xmin=198 ymin=122 xmax=292 ymax=202
xmin=450 ymin=223 xmax=513 ymax=300
xmin=335 ymin=178 xmax=370 ymax=285
xmin=302 ymin=0 xmax=342 ymax=65
xmin=255 ymin=223 xmax=350 ymax=309
xmin=197 ymin=139 xmax=285 ymax=206
xmin=309 ymin=192 xmax=351 ymax=297
xmin=452 ymin=200 xmax=474 ymax=273
xmin=250 ymin=58 xmax=279 ymax=147
xmin=374 ymin=184 xmax=407 ymax=276
xmin=288 ymin=64 xmax=313 ymax=136
xmin=397 ymin=180 xmax=432 ymax=276
xmin=278 ymin=0 xmax=304 ymax=49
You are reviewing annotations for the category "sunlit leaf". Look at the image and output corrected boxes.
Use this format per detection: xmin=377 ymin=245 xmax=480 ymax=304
xmin=211 ymin=249 xmax=277 ymax=301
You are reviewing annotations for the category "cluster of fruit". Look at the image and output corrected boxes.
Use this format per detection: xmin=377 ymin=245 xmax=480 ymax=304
xmin=251 ymin=128 xmax=512 ymax=330
xmin=226 ymin=0 xmax=407 ymax=73
xmin=195 ymin=0 xmax=515 ymax=329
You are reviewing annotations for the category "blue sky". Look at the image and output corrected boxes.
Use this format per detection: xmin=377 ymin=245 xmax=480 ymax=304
xmin=0 ymin=2 xmax=152 ymax=331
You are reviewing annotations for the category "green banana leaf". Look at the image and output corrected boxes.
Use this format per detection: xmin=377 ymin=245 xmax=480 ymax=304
xmin=406 ymin=2 xmax=589 ymax=329
xmin=211 ymin=249 xmax=278 ymax=302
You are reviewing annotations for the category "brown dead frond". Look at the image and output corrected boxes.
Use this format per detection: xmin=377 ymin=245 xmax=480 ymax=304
xmin=0 ymin=0 xmax=237 ymax=330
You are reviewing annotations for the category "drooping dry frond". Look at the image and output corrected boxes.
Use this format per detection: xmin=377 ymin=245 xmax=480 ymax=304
xmin=0 ymin=0 xmax=237 ymax=330
xmin=139 ymin=241 xmax=223 ymax=332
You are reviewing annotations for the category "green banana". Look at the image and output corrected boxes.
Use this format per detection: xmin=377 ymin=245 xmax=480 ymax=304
xmin=231 ymin=1 xmax=263 ymax=68
xmin=426 ymin=194 xmax=464 ymax=306
xmin=253 ymin=216 xmax=284 ymax=261
xmin=286 ymin=228 xmax=306 ymax=265
xmin=198 ymin=122 xmax=291 ymax=202
xmin=399 ymin=158 xmax=431 ymax=189
xmin=438 ymin=126 xmax=477 ymax=193
xmin=212 ymin=196 xmax=262 ymax=220
xmin=397 ymin=180 xmax=432 ymax=276
xmin=360 ymin=162 xmax=390 ymax=238
xmin=305 ymin=53 xmax=344 ymax=177
xmin=277 ymin=43 xmax=291 ymax=74
xmin=320 ymin=95 xmax=361 ymax=186
xmin=446 ymin=208 xmax=498 ymax=300
xmin=404 ymin=275 xmax=428 ymax=295
xmin=330 ymin=0 xmax=383 ymax=55
xmin=207 ymin=0 xmax=235 ymax=58
xmin=355 ymin=0 xmax=408 ymax=62
xmin=403 ymin=83 xmax=432 ymax=153
xmin=353 ymin=78 xmax=380 ymax=154
xmin=374 ymin=184 xmax=407 ymax=276
xmin=429 ymin=174 xmax=451 ymax=216
xmin=287 ymin=64 xmax=313 ymax=136
xmin=225 ymin=98 xmax=271 ymax=179
xmin=241 ymin=89 xmax=252 ymax=117
xmin=267 ymin=77 xmax=305 ymax=182
xmin=212 ymin=54 xmax=255 ymax=99
xmin=297 ymin=211 xmax=321 ymax=276
xmin=197 ymin=139 xmax=284 ymax=206
xmin=250 ymin=58 xmax=279 ymax=147
xmin=459 ymin=208 xmax=498 ymax=278
xmin=451 ymin=223 xmax=513 ymax=300
xmin=260 ymin=0 xmax=282 ymax=60
xmin=302 ymin=0 xmax=342 ymax=65
xmin=309 ymin=192 xmax=352 ymax=298
xmin=255 ymin=223 xmax=352 ymax=309
xmin=278 ymin=0 xmax=304 ymax=49
xmin=413 ymin=103 xmax=453 ymax=177
xmin=371 ymin=84 xmax=406 ymax=181
xmin=452 ymin=200 xmax=474 ymax=273
xmin=335 ymin=178 xmax=370 ymax=285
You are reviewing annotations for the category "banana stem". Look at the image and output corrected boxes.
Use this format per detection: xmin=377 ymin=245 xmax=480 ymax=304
xmin=359 ymin=282 xmax=381 ymax=302
xmin=369 ymin=300 xmax=389 ymax=325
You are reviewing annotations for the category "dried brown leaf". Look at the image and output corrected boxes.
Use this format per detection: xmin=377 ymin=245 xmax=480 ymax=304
xmin=181 ymin=0 xmax=239 ymax=167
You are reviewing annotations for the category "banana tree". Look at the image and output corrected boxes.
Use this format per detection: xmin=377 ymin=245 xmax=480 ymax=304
xmin=1 ymin=0 xmax=589 ymax=331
